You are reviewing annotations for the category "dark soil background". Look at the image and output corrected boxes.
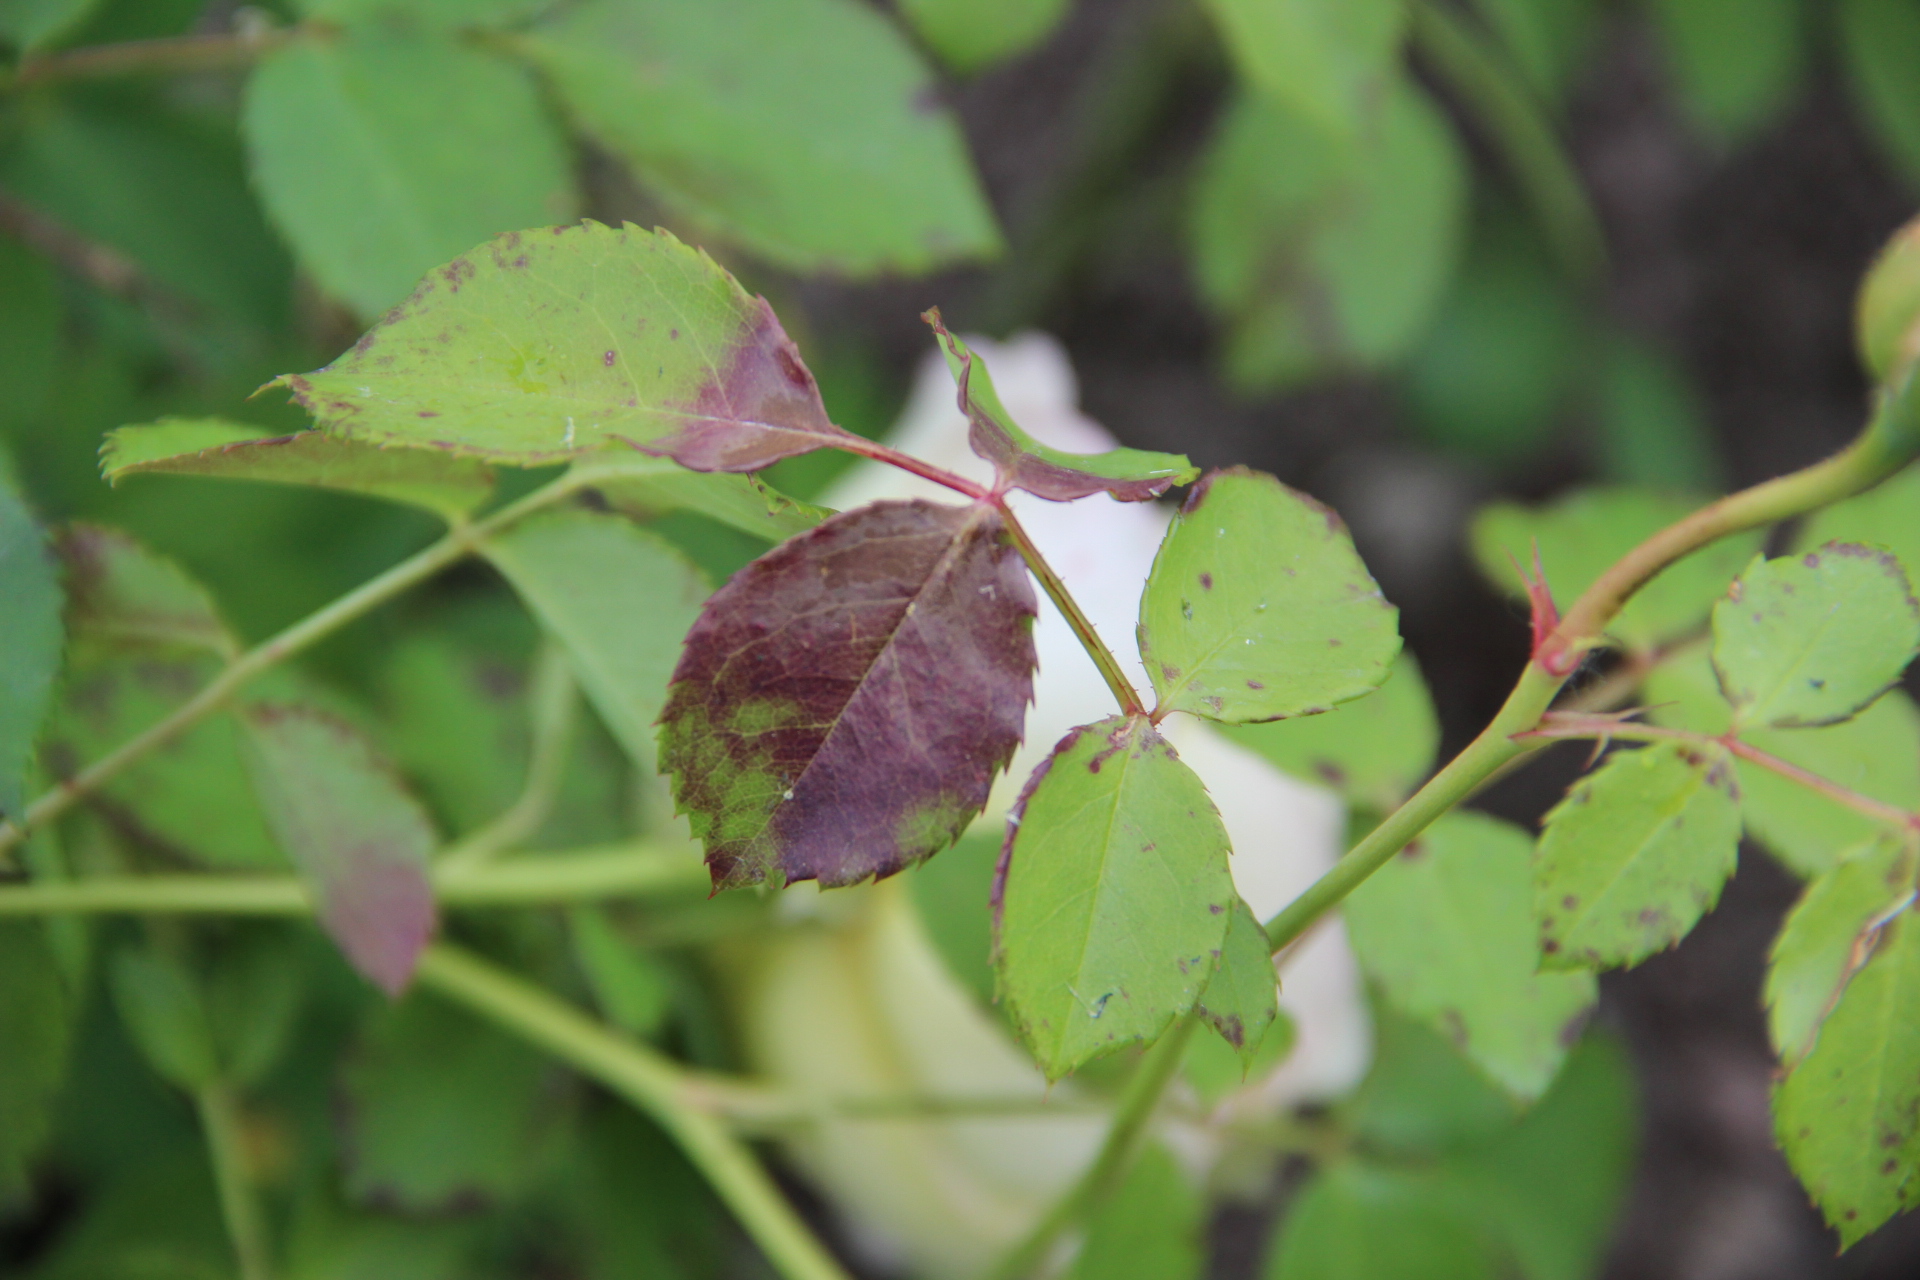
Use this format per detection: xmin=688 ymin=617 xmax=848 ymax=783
xmin=812 ymin=2 xmax=1920 ymax=1276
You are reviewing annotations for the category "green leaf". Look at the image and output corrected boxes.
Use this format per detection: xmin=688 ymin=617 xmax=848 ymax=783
xmin=242 ymin=703 xmax=439 ymax=995
xmin=1712 ymin=545 xmax=1920 ymax=728
xmin=107 ymin=945 xmax=217 ymax=1091
xmin=1472 ymin=0 xmax=1597 ymax=101
xmin=519 ymin=0 xmax=1001 ymax=275
xmin=1139 ymin=467 xmax=1399 ymax=723
xmin=104 ymin=418 xmax=496 ymax=521
xmin=1200 ymin=0 xmax=1406 ymax=141
xmin=1219 ymin=652 xmax=1438 ymax=811
xmin=1189 ymin=81 xmax=1467 ymax=391
xmin=244 ymin=24 xmax=574 ymax=319
xmin=897 ymin=0 xmax=1072 ymax=73
xmin=1350 ymin=1009 xmax=1520 ymax=1157
xmin=927 ymin=318 xmax=1198 ymax=501
xmin=340 ymin=990 xmax=563 ymax=1213
xmin=0 ymin=229 xmax=62 ymax=434
xmin=293 ymin=0 xmax=547 ymax=26
xmin=484 ymin=510 xmax=709 ymax=771
xmin=0 ymin=0 xmax=102 ymax=53
xmin=1065 ymin=1143 xmax=1204 ymax=1280
xmin=1775 ymin=909 xmax=1920 ymax=1246
xmin=570 ymin=907 xmax=673 ymax=1038
xmin=1839 ymin=0 xmax=1920 ymax=186
xmin=284 ymin=1189 xmax=474 ymax=1280
xmin=57 ymin=521 xmax=232 ymax=657
xmin=1534 ymin=741 xmax=1744 ymax=970
xmin=278 ymin=221 xmax=858 ymax=467
xmin=1646 ymin=645 xmax=1920 ymax=878
xmin=1263 ymin=1162 xmax=1500 ymax=1280
xmin=994 ymin=715 xmax=1235 ymax=1079
xmin=1648 ymin=0 xmax=1805 ymax=139
xmin=1470 ymin=488 xmax=1765 ymax=652
xmin=0 ymin=921 xmax=78 ymax=1206
xmin=662 ymin=500 xmax=1035 ymax=890
xmin=0 ymin=463 xmax=61 ymax=820
xmin=1185 ymin=1008 xmax=1296 ymax=1106
xmin=1799 ymin=463 xmax=1920 ymax=573
xmin=1595 ymin=333 xmax=1722 ymax=491
xmin=570 ymin=450 xmax=828 ymax=544
xmin=1196 ymin=896 xmax=1281 ymax=1065
xmin=1346 ymin=811 xmax=1596 ymax=1102
xmin=203 ymin=926 xmax=307 ymax=1088
xmin=1766 ymin=833 xmax=1917 ymax=1071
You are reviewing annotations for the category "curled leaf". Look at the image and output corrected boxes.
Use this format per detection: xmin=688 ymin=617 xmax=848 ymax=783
xmin=660 ymin=498 xmax=1036 ymax=890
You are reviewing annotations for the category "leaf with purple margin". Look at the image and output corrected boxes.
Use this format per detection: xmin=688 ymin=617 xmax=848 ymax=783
xmin=276 ymin=221 xmax=860 ymax=468
xmin=924 ymin=313 xmax=1197 ymax=502
xmin=102 ymin=418 xmax=495 ymax=521
xmin=993 ymin=715 xmax=1235 ymax=1080
xmin=241 ymin=704 xmax=438 ymax=995
xmin=1195 ymin=895 xmax=1280 ymax=1068
xmin=660 ymin=498 xmax=1036 ymax=890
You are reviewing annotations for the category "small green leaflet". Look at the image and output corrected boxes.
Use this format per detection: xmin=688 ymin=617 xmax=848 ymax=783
xmin=518 ymin=0 xmax=1001 ymax=276
xmin=244 ymin=24 xmax=574 ymax=319
xmin=570 ymin=907 xmax=673 ymax=1039
xmin=1646 ymin=643 xmax=1920 ymax=878
xmin=1139 ymin=467 xmax=1399 ymax=723
xmin=570 ymin=450 xmax=828 ymax=545
xmin=103 ymin=418 xmax=495 ymax=521
xmin=1189 ymin=82 xmax=1467 ymax=392
xmin=1775 ymin=910 xmax=1920 ymax=1247
xmin=1470 ymin=488 xmax=1764 ymax=652
xmin=1346 ymin=811 xmax=1596 ymax=1103
xmin=1064 ymin=1143 xmax=1203 ymax=1280
xmin=1712 ymin=545 xmax=1920 ymax=729
xmin=201 ymin=928 xmax=306 ymax=1089
xmin=926 ymin=317 xmax=1198 ymax=501
xmin=1263 ymin=1163 xmax=1501 ymax=1280
xmin=107 ymin=946 xmax=219 ymax=1092
xmin=1535 ymin=741 xmax=1743 ymax=970
xmin=897 ymin=0 xmax=1073 ymax=74
xmin=1767 ymin=833 xmax=1918 ymax=1071
xmin=278 ymin=222 xmax=860 ymax=468
xmin=994 ymin=716 xmax=1235 ymax=1080
xmin=1221 ymin=652 xmax=1439 ymax=812
xmin=483 ymin=511 xmax=710 ymax=772
xmin=1199 ymin=0 xmax=1406 ymax=142
xmin=1195 ymin=897 xmax=1281 ymax=1067
xmin=242 ymin=704 xmax=440 ymax=995
xmin=0 ymin=463 xmax=61 ymax=819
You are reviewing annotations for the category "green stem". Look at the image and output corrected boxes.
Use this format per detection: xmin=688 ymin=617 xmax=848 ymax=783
xmin=7 ymin=25 xmax=296 ymax=90
xmin=1410 ymin=0 xmax=1606 ymax=283
xmin=999 ymin=505 xmax=1147 ymax=718
xmin=437 ymin=639 xmax=580 ymax=875
xmin=413 ymin=944 xmax=853 ymax=1280
xmin=195 ymin=1083 xmax=275 ymax=1280
xmin=982 ymin=1013 xmax=1198 ymax=1280
xmin=0 ymin=842 xmax=709 ymax=916
xmin=0 ymin=474 xmax=586 ymax=859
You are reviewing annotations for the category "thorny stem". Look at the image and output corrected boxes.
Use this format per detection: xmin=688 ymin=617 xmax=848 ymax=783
xmin=0 ymin=841 xmax=711 ymax=915
xmin=982 ymin=1013 xmax=1198 ymax=1280
xmin=0 ymin=471 xmax=593 ymax=860
xmin=998 ymin=504 xmax=1148 ymax=718
xmin=1524 ymin=718 xmax=1920 ymax=830
xmin=196 ymin=1082 xmax=275 ymax=1280
xmin=414 ymin=944 xmax=855 ymax=1280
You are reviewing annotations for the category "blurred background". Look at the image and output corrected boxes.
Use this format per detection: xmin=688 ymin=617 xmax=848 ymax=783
xmin=4 ymin=0 xmax=1920 ymax=1276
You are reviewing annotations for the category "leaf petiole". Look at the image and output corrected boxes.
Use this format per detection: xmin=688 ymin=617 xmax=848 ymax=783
xmin=998 ymin=504 xmax=1148 ymax=717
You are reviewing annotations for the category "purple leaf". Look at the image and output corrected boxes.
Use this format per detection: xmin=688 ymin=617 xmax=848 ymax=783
xmin=660 ymin=498 xmax=1037 ymax=890
xmin=924 ymin=311 xmax=1197 ymax=502
xmin=241 ymin=704 xmax=438 ymax=995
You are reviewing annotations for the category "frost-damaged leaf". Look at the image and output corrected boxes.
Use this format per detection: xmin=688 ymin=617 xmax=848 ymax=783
xmin=0 ymin=464 xmax=61 ymax=819
xmin=1647 ymin=645 xmax=1920 ymax=878
xmin=1139 ymin=467 xmax=1399 ymax=723
xmin=1775 ymin=910 xmax=1920 ymax=1247
xmin=993 ymin=715 xmax=1235 ymax=1080
xmin=568 ymin=450 xmax=828 ymax=544
xmin=277 ymin=221 xmax=861 ymax=467
xmin=924 ymin=315 xmax=1197 ymax=501
xmin=661 ymin=498 xmax=1035 ymax=890
xmin=518 ymin=0 xmax=1001 ymax=276
xmin=1767 ymin=833 xmax=1918 ymax=1072
xmin=1221 ymin=652 xmax=1439 ymax=812
xmin=1535 ymin=741 xmax=1743 ymax=971
xmin=1712 ymin=545 xmax=1920 ymax=729
xmin=483 ymin=511 xmax=709 ymax=770
xmin=241 ymin=704 xmax=438 ymax=995
xmin=55 ymin=523 xmax=232 ymax=658
xmin=103 ymin=418 xmax=495 ymax=521
xmin=1348 ymin=811 xmax=1596 ymax=1102
xmin=1195 ymin=896 xmax=1280 ymax=1068
xmin=1471 ymin=488 xmax=1764 ymax=653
